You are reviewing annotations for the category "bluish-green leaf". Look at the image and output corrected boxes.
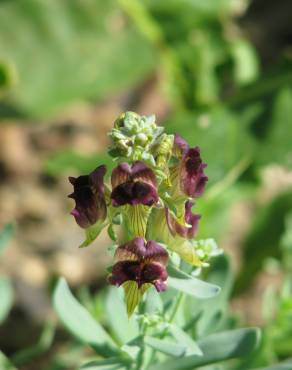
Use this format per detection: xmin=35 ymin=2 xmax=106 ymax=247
xmin=0 ymin=277 xmax=13 ymax=324
xmin=53 ymin=278 xmax=118 ymax=357
xmin=167 ymin=265 xmax=220 ymax=299
xmin=79 ymin=358 xmax=129 ymax=370
xmin=253 ymin=363 xmax=292 ymax=370
xmin=169 ymin=324 xmax=202 ymax=356
xmin=149 ymin=328 xmax=260 ymax=370
xmin=144 ymin=336 xmax=186 ymax=357
xmin=106 ymin=287 xmax=139 ymax=344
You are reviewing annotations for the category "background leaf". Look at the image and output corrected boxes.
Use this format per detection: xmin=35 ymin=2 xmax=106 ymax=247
xmin=149 ymin=328 xmax=260 ymax=370
xmin=0 ymin=0 xmax=156 ymax=117
xmin=53 ymin=278 xmax=118 ymax=357
xmin=0 ymin=277 xmax=13 ymax=324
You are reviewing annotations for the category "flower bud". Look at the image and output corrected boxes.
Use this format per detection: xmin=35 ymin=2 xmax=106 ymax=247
xmin=68 ymin=165 xmax=107 ymax=228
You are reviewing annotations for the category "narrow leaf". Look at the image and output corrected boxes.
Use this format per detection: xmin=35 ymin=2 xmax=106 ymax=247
xmin=169 ymin=324 xmax=203 ymax=356
xmin=144 ymin=336 xmax=186 ymax=357
xmin=167 ymin=266 xmax=220 ymax=298
xmin=79 ymin=358 xmax=129 ymax=370
xmin=149 ymin=328 xmax=260 ymax=370
xmin=53 ymin=278 xmax=118 ymax=356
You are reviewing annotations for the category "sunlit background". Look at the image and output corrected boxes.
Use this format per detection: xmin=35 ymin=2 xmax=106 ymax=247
xmin=1 ymin=0 xmax=292 ymax=369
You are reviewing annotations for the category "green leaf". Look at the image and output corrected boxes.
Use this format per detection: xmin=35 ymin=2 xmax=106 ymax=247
xmin=257 ymin=88 xmax=292 ymax=169
xmin=11 ymin=322 xmax=55 ymax=366
xmin=230 ymin=39 xmax=259 ymax=86
xmin=106 ymin=287 xmax=139 ymax=344
xmin=0 ymin=352 xmax=18 ymax=370
xmin=0 ymin=277 xmax=13 ymax=324
xmin=44 ymin=151 xmax=114 ymax=177
xmin=53 ymin=278 xmax=118 ymax=357
xmin=79 ymin=222 xmax=106 ymax=248
xmin=0 ymin=0 xmax=155 ymax=117
xmin=253 ymin=363 xmax=292 ymax=370
xmin=79 ymin=358 xmax=129 ymax=370
xmin=0 ymin=61 xmax=17 ymax=93
xmin=165 ymin=108 xmax=254 ymax=186
xmin=144 ymin=336 xmax=186 ymax=357
xmin=169 ymin=324 xmax=203 ymax=356
xmin=235 ymin=190 xmax=292 ymax=294
xmin=149 ymin=328 xmax=260 ymax=370
xmin=167 ymin=265 xmax=220 ymax=298
xmin=0 ymin=223 xmax=14 ymax=256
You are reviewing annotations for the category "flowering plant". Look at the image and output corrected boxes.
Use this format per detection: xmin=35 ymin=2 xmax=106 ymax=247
xmin=52 ymin=112 xmax=263 ymax=370
xmin=68 ymin=111 xmax=218 ymax=316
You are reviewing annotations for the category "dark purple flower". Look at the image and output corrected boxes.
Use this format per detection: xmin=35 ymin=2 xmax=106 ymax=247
xmin=172 ymin=134 xmax=208 ymax=198
xmin=111 ymin=161 xmax=158 ymax=206
xmin=166 ymin=201 xmax=200 ymax=239
xmin=108 ymin=237 xmax=168 ymax=292
xmin=68 ymin=165 xmax=107 ymax=228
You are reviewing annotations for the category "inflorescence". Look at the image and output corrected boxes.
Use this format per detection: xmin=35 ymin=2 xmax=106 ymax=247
xmin=68 ymin=112 xmax=219 ymax=316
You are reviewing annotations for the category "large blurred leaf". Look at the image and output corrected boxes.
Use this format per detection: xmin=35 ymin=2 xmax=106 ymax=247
xmin=0 ymin=0 xmax=155 ymax=117
xmin=184 ymin=255 xmax=234 ymax=337
xmin=0 ymin=277 xmax=13 ymax=324
xmin=235 ymin=190 xmax=292 ymax=294
xmin=256 ymin=88 xmax=292 ymax=169
xmin=11 ymin=322 xmax=55 ymax=366
xmin=253 ymin=362 xmax=292 ymax=370
xmin=0 ymin=352 xmax=18 ymax=370
xmin=165 ymin=108 xmax=254 ymax=186
xmin=44 ymin=151 xmax=114 ymax=177
xmin=149 ymin=328 xmax=260 ymax=370
xmin=53 ymin=278 xmax=119 ymax=357
xmin=168 ymin=265 xmax=220 ymax=299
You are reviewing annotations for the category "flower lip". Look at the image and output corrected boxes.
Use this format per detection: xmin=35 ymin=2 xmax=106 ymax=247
xmin=111 ymin=161 xmax=158 ymax=206
xmin=68 ymin=165 xmax=107 ymax=228
xmin=109 ymin=238 xmax=168 ymax=291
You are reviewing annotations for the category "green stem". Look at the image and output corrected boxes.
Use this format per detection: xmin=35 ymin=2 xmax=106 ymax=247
xmin=168 ymin=291 xmax=184 ymax=324
xmin=135 ymin=320 xmax=148 ymax=370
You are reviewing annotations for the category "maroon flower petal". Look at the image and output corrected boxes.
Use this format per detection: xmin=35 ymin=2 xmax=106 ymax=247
xmin=111 ymin=161 xmax=158 ymax=206
xmin=108 ymin=261 xmax=141 ymax=286
xmin=111 ymin=163 xmax=131 ymax=189
xmin=166 ymin=201 xmax=200 ymax=239
xmin=114 ymin=238 xmax=168 ymax=265
xmin=141 ymin=262 xmax=168 ymax=290
xmin=114 ymin=237 xmax=146 ymax=262
xmin=180 ymin=147 xmax=208 ymax=198
xmin=143 ymin=240 xmax=168 ymax=265
xmin=173 ymin=134 xmax=189 ymax=156
xmin=108 ymin=260 xmax=168 ymax=290
xmin=68 ymin=165 xmax=107 ymax=228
